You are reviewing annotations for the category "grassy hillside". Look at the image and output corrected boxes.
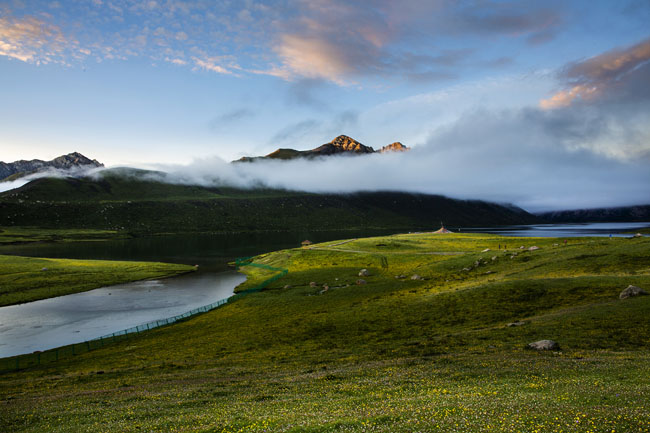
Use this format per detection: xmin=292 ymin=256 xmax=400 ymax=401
xmin=0 ymin=255 xmax=195 ymax=306
xmin=1 ymin=233 xmax=648 ymax=432
xmin=0 ymin=171 xmax=539 ymax=234
xmin=539 ymin=204 xmax=650 ymax=223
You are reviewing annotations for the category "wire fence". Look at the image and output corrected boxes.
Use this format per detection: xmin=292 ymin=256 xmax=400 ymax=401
xmin=0 ymin=258 xmax=288 ymax=373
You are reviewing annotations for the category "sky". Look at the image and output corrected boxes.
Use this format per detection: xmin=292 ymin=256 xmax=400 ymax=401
xmin=1 ymin=0 xmax=649 ymax=211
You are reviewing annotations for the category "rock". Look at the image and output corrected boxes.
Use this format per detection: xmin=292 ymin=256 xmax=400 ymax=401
xmin=356 ymin=279 xmax=367 ymax=285
xmin=380 ymin=142 xmax=409 ymax=153
xmin=41 ymin=267 xmax=48 ymax=271
xmin=322 ymin=284 xmax=329 ymax=290
xmin=619 ymin=285 xmax=648 ymax=299
xmin=482 ymin=248 xmax=491 ymax=252
xmin=507 ymin=321 xmax=527 ymax=327
xmin=519 ymin=246 xmax=525 ymax=249
xmin=309 ymin=282 xmax=317 ymax=288
xmin=634 ymin=233 xmax=643 ymax=238
xmin=463 ymin=267 xmax=472 ymax=271
xmin=283 ymin=285 xmax=292 ymax=289
xmin=394 ymin=274 xmax=406 ymax=279
xmin=474 ymin=260 xmax=480 ymax=267
xmin=358 ymin=269 xmax=370 ymax=277
xmin=484 ymin=270 xmax=493 ymax=275
xmin=527 ymin=340 xmax=560 ymax=351
xmin=528 ymin=246 xmax=540 ymax=251
xmin=491 ymin=256 xmax=497 ymax=261
xmin=410 ymin=274 xmax=423 ymax=280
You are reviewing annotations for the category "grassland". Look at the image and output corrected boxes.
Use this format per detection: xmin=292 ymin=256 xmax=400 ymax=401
xmin=0 ymin=255 xmax=195 ymax=306
xmin=1 ymin=233 xmax=649 ymax=432
xmin=0 ymin=227 xmax=127 ymax=244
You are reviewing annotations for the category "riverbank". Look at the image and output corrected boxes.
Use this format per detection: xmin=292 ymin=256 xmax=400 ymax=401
xmin=0 ymin=255 xmax=195 ymax=306
xmin=1 ymin=232 xmax=648 ymax=432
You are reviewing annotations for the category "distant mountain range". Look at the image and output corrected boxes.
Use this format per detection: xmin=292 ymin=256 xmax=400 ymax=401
xmin=538 ymin=205 xmax=650 ymax=223
xmin=0 ymin=152 xmax=103 ymax=182
xmin=236 ymin=135 xmax=408 ymax=162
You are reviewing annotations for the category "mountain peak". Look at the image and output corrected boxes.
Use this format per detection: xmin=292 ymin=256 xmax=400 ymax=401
xmin=380 ymin=142 xmax=409 ymax=153
xmin=0 ymin=152 xmax=104 ymax=182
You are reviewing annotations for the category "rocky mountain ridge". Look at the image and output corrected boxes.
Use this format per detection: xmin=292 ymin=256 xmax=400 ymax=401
xmin=236 ymin=135 xmax=409 ymax=162
xmin=0 ymin=152 xmax=104 ymax=181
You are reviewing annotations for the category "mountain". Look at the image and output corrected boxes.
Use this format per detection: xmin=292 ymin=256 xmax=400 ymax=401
xmin=236 ymin=135 xmax=408 ymax=162
xmin=0 ymin=168 xmax=539 ymax=234
xmin=380 ymin=142 xmax=408 ymax=153
xmin=0 ymin=152 xmax=104 ymax=181
xmin=539 ymin=204 xmax=650 ymax=223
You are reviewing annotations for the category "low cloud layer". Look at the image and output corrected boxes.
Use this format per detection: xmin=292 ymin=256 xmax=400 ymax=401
xmin=150 ymin=103 xmax=649 ymax=213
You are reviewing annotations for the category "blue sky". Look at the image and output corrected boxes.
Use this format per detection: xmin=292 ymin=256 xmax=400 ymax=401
xmin=1 ymin=1 xmax=649 ymax=210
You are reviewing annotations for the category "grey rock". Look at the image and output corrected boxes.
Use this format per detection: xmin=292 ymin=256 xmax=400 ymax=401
xmin=527 ymin=339 xmax=560 ymax=351
xmin=528 ymin=246 xmax=540 ymax=251
xmin=356 ymin=279 xmax=367 ymax=285
xmin=358 ymin=269 xmax=370 ymax=277
xmin=283 ymin=285 xmax=292 ymax=289
xmin=410 ymin=274 xmax=423 ymax=280
xmin=619 ymin=285 xmax=648 ymax=299
xmin=309 ymin=281 xmax=317 ymax=288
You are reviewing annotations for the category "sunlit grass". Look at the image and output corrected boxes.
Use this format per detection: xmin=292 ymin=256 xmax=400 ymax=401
xmin=0 ymin=255 xmax=195 ymax=306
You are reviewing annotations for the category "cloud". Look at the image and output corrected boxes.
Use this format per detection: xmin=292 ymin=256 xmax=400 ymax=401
xmin=0 ymin=15 xmax=69 ymax=63
xmin=209 ymin=108 xmax=255 ymax=130
xmin=541 ymin=38 xmax=650 ymax=109
xmin=270 ymin=119 xmax=321 ymax=145
xmin=192 ymin=56 xmax=239 ymax=75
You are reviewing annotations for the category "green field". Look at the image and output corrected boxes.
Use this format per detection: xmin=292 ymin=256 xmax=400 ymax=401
xmin=0 ymin=255 xmax=195 ymax=306
xmin=1 ymin=233 xmax=649 ymax=432
xmin=0 ymin=227 xmax=127 ymax=244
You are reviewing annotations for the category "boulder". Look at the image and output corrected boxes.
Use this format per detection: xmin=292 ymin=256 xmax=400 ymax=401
xmin=359 ymin=269 xmax=370 ymax=277
xmin=482 ymin=248 xmax=491 ymax=252
xmin=527 ymin=340 xmax=560 ymax=351
xmin=619 ymin=285 xmax=648 ymax=299
xmin=356 ymin=279 xmax=367 ymax=285
xmin=394 ymin=274 xmax=406 ymax=279
xmin=309 ymin=282 xmax=317 ymax=288
xmin=410 ymin=274 xmax=423 ymax=280
xmin=528 ymin=246 xmax=540 ymax=251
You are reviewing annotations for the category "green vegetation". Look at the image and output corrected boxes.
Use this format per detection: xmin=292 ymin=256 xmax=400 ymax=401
xmin=1 ymin=233 xmax=649 ymax=432
xmin=0 ymin=226 xmax=127 ymax=244
xmin=0 ymin=255 xmax=195 ymax=306
xmin=0 ymin=172 xmax=538 ymax=234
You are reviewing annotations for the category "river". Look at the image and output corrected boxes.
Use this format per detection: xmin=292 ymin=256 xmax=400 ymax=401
xmin=1 ymin=223 xmax=648 ymax=358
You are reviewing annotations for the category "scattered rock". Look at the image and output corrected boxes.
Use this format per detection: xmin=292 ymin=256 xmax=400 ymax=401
xmin=484 ymin=270 xmax=493 ymax=275
xmin=309 ymin=282 xmax=317 ymax=288
xmin=491 ymin=256 xmax=497 ymax=261
xmin=619 ymin=285 xmax=648 ymax=299
xmin=356 ymin=279 xmax=367 ymax=285
xmin=528 ymin=246 xmax=540 ymax=251
xmin=359 ymin=269 xmax=370 ymax=277
xmin=482 ymin=248 xmax=491 ymax=252
xmin=283 ymin=285 xmax=292 ymax=289
xmin=634 ymin=233 xmax=643 ymax=238
xmin=394 ymin=274 xmax=406 ymax=279
xmin=410 ymin=274 xmax=423 ymax=280
xmin=474 ymin=260 xmax=480 ymax=267
xmin=41 ymin=267 xmax=48 ymax=271
xmin=507 ymin=321 xmax=527 ymax=327
xmin=463 ymin=267 xmax=472 ymax=271
xmin=527 ymin=340 xmax=560 ymax=351
xmin=519 ymin=246 xmax=525 ymax=249
xmin=322 ymin=284 xmax=329 ymax=290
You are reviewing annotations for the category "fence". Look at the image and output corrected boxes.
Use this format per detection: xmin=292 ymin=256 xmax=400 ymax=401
xmin=0 ymin=258 xmax=288 ymax=373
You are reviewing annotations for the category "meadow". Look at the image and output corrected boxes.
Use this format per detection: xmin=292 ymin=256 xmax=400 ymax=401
xmin=1 ymin=232 xmax=649 ymax=432
xmin=0 ymin=255 xmax=195 ymax=306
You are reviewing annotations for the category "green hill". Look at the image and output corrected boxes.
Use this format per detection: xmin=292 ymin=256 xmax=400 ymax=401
xmin=0 ymin=169 xmax=539 ymax=234
xmin=1 ymin=233 xmax=648 ymax=432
